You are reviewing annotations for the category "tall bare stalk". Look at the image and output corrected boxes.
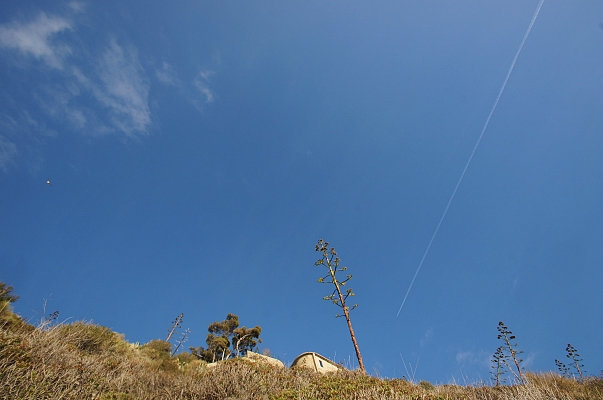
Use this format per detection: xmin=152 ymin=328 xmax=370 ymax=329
xmin=315 ymin=239 xmax=365 ymax=373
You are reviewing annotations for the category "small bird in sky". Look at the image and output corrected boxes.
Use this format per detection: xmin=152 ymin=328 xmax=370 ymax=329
xmin=46 ymin=178 xmax=51 ymax=186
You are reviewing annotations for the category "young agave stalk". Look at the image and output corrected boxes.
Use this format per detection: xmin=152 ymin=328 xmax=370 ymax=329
xmin=491 ymin=346 xmax=508 ymax=387
xmin=555 ymin=359 xmax=570 ymax=378
xmin=166 ymin=312 xmax=184 ymax=342
xmin=171 ymin=328 xmax=190 ymax=356
xmin=566 ymin=344 xmax=585 ymax=381
xmin=496 ymin=321 xmax=525 ymax=384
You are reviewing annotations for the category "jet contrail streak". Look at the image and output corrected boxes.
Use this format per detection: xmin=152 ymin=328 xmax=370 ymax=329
xmin=397 ymin=0 xmax=545 ymax=317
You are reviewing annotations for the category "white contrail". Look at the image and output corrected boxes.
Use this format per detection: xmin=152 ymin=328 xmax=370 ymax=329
xmin=396 ymin=0 xmax=545 ymax=317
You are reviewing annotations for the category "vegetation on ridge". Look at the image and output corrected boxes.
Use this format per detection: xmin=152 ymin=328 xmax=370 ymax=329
xmin=189 ymin=313 xmax=262 ymax=363
xmin=2 ymin=281 xmax=602 ymax=399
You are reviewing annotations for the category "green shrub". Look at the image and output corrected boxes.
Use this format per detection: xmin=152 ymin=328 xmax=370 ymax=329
xmin=0 ymin=282 xmax=31 ymax=331
xmin=174 ymin=351 xmax=198 ymax=368
xmin=54 ymin=322 xmax=127 ymax=354
xmin=139 ymin=339 xmax=179 ymax=372
xmin=141 ymin=339 xmax=171 ymax=357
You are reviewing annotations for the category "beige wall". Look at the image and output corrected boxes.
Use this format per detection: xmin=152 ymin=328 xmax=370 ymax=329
xmin=291 ymin=352 xmax=341 ymax=373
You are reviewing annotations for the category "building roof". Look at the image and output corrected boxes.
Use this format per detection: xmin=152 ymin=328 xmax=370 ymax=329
xmin=290 ymin=352 xmax=342 ymax=373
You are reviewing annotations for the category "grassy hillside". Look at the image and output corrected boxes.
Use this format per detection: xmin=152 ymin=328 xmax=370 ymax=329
xmin=1 ymin=288 xmax=602 ymax=399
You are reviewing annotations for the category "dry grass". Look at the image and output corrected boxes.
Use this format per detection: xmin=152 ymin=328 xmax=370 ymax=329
xmin=1 ymin=318 xmax=602 ymax=400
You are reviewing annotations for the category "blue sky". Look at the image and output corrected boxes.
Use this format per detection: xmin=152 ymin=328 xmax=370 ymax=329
xmin=1 ymin=0 xmax=602 ymax=383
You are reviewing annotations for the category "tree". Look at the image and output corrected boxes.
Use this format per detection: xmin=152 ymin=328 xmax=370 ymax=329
xmin=190 ymin=313 xmax=261 ymax=362
xmin=0 ymin=281 xmax=22 ymax=328
xmin=315 ymin=239 xmax=365 ymax=373
xmin=0 ymin=281 xmax=19 ymax=305
xmin=233 ymin=325 xmax=262 ymax=357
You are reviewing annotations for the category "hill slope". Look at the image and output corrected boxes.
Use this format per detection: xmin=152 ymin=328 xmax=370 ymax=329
xmin=2 ymin=314 xmax=602 ymax=399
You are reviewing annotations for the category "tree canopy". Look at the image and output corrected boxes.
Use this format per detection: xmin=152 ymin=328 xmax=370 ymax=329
xmin=190 ymin=313 xmax=262 ymax=363
xmin=0 ymin=282 xmax=19 ymax=305
xmin=0 ymin=281 xmax=28 ymax=329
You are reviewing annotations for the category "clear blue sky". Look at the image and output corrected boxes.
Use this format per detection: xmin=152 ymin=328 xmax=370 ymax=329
xmin=1 ymin=0 xmax=602 ymax=383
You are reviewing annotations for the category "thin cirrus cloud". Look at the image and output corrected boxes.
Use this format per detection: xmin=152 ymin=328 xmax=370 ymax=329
xmin=420 ymin=328 xmax=434 ymax=347
xmin=93 ymin=40 xmax=151 ymax=136
xmin=0 ymin=10 xmax=152 ymax=155
xmin=0 ymin=6 xmax=218 ymax=170
xmin=156 ymin=62 xmax=216 ymax=109
xmin=155 ymin=62 xmax=181 ymax=87
xmin=455 ymin=350 xmax=490 ymax=368
xmin=0 ymin=135 xmax=18 ymax=172
xmin=0 ymin=110 xmax=58 ymax=172
xmin=194 ymin=70 xmax=215 ymax=104
xmin=0 ymin=12 xmax=72 ymax=69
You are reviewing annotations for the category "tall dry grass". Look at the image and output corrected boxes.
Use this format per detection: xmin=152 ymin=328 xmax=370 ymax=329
xmin=1 ymin=318 xmax=602 ymax=399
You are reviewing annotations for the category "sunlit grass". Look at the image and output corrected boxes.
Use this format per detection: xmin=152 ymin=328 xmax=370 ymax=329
xmin=1 ymin=313 xmax=602 ymax=400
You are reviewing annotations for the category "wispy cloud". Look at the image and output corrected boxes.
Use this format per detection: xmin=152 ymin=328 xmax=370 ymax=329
xmin=0 ymin=110 xmax=57 ymax=172
xmin=68 ymin=1 xmax=86 ymax=13
xmin=93 ymin=40 xmax=151 ymax=136
xmin=0 ymin=13 xmax=72 ymax=69
xmin=0 ymin=5 xmax=216 ymax=170
xmin=522 ymin=352 xmax=536 ymax=369
xmin=510 ymin=277 xmax=520 ymax=296
xmin=455 ymin=350 xmax=490 ymax=368
xmin=41 ymin=40 xmax=152 ymax=138
xmin=420 ymin=328 xmax=434 ymax=347
xmin=33 ymin=81 xmax=103 ymax=134
xmin=155 ymin=62 xmax=181 ymax=87
xmin=0 ymin=10 xmax=152 ymax=139
xmin=194 ymin=70 xmax=215 ymax=103
xmin=156 ymin=63 xmax=217 ymax=110
xmin=0 ymin=135 xmax=18 ymax=172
